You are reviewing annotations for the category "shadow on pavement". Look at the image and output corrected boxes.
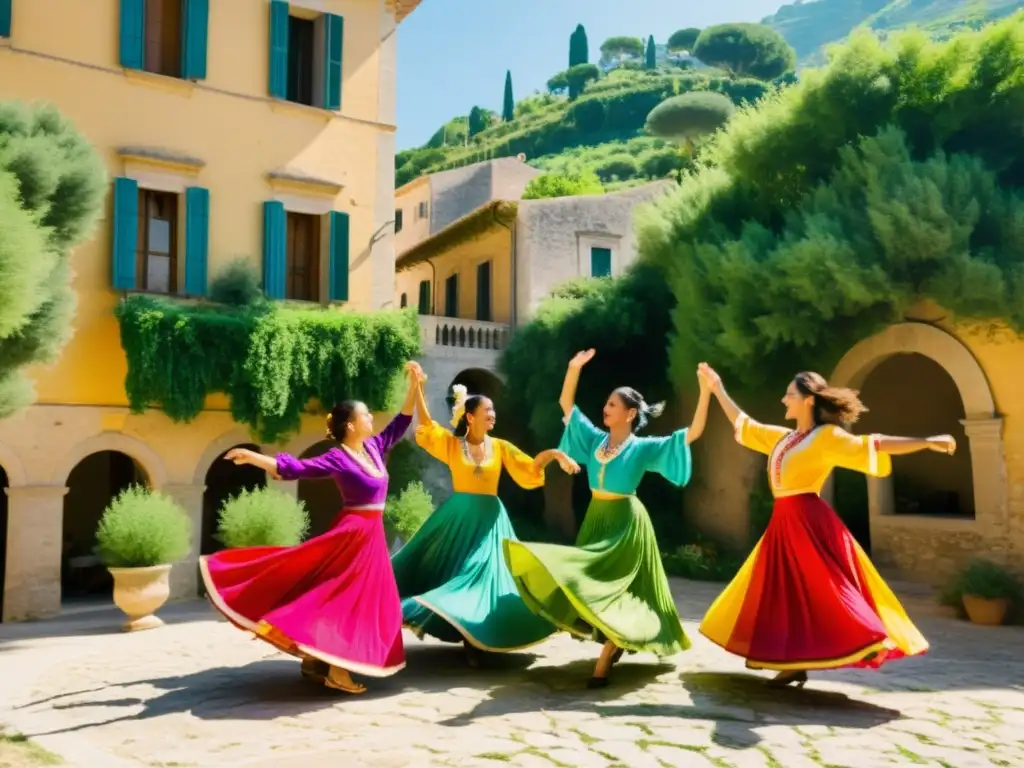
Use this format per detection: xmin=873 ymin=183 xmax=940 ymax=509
xmin=0 ymin=601 xmax=217 ymax=645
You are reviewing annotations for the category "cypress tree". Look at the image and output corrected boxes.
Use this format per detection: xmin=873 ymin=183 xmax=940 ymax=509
xmin=569 ymin=24 xmax=589 ymax=67
xmin=645 ymin=35 xmax=657 ymax=69
xmin=502 ymin=70 xmax=515 ymax=122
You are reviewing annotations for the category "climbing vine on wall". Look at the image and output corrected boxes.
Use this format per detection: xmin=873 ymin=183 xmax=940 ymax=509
xmin=116 ymin=296 xmax=421 ymax=443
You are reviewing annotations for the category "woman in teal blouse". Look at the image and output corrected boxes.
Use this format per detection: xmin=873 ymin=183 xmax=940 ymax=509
xmin=503 ymin=349 xmax=713 ymax=687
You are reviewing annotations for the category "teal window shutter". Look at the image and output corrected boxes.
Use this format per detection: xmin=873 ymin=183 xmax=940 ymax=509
xmin=112 ymin=177 xmax=139 ymax=290
xmin=181 ymin=0 xmax=209 ymax=80
xmin=0 ymin=0 xmax=12 ymax=37
xmin=263 ymin=201 xmax=286 ymax=299
xmin=268 ymin=0 xmax=289 ymax=99
xmin=119 ymin=0 xmax=145 ymax=70
xmin=328 ymin=210 xmax=350 ymax=302
xmin=590 ymin=246 xmax=612 ymax=277
xmin=475 ymin=261 xmax=491 ymax=321
xmin=184 ymin=187 xmax=210 ymax=296
xmin=323 ymin=14 xmax=344 ymax=111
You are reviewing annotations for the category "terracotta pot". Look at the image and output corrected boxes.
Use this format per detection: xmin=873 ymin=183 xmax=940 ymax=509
xmin=108 ymin=564 xmax=173 ymax=632
xmin=962 ymin=594 xmax=1010 ymax=626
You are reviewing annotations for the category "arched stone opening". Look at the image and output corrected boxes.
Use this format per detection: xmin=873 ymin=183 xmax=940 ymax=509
xmin=0 ymin=464 xmax=8 ymax=622
xmin=449 ymin=367 xmax=505 ymax=431
xmin=200 ymin=444 xmax=266 ymax=558
xmin=62 ymin=451 xmax=148 ymax=604
xmin=297 ymin=440 xmax=342 ymax=538
xmin=828 ymin=322 xmax=1005 ymax=580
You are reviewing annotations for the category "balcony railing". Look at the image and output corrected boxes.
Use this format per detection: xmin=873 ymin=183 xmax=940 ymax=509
xmin=418 ymin=315 xmax=510 ymax=352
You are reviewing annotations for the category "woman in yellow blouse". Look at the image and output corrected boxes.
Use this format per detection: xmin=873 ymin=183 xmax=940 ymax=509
xmin=698 ymin=364 xmax=956 ymax=688
xmin=390 ymin=383 xmax=579 ymax=663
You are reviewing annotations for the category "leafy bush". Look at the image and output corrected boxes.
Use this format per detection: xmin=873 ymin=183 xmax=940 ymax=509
xmin=639 ymin=147 xmax=682 ymax=178
xmin=595 ymin=154 xmax=638 ymax=182
xmin=116 ymin=297 xmax=421 ymax=442
xmin=522 ymin=171 xmax=604 ymax=200
xmin=693 ymin=23 xmax=796 ymax=80
xmin=662 ymin=540 xmax=743 ymax=582
xmin=385 ymin=481 xmax=434 ymax=541
xmin=566 ymin=63 xmax=601 ymax=100
xmin=568 ymin=97 xmax=605 ymax=132
xmin=209 ymin=258 xmax=264 ymax=307
xmin=96 ymin=486 xmax=192 ymax=568
xmin=217 ymin=487 xmax=310 ymax=548
xmin=0 ymin=101 xmax=106 ymax=417
xmin=942 ymin=559 xmax=1022 ymax=603
xmin=385 ymin=439 xmax=425 ymax=495
xmin=601 ymin=36 xmax=644 ymax=59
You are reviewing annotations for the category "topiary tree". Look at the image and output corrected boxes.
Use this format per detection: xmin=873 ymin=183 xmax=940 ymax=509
xmin=547 ymin=71 xmax=569 ymax=96
xmin=0 ymin=101 xmax=106 ymax=418
xmin=645 ymin=35 xmax=657 ymax=69
xmin=468 ymin=106 xmax=494 ymax=137
xmin=502 ymin=70 xmax=515 ymax=122
xmin=569 ymin=23 xmax=589 ymax=67
xmin=600 ymin=36 xmax=644 ymax=60
xmin=565 ymin=62 xmax=601 ymax=100
xmin=668 ymin=28 xmax=701 ymax=53
xmin=645 ymin=90 xmax=736 ymax=151
xmin=692 ymin=23 xmax=796 ymax=80
xmin=521 ymin=171 xmax=604 ymax=200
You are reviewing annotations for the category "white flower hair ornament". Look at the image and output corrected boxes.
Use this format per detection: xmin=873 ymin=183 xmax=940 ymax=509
xmin=450 ymin=384 xmax=469 ymax=428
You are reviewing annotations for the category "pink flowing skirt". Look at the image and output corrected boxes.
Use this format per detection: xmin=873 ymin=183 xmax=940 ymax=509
xmin=200 ymin=508 xmax=405 ymax=676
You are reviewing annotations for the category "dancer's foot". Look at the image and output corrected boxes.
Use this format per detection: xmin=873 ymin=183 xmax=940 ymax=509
xmin=300 ymin=657 xmax=329 ymax=683
xmin=766 ymin=670 xmax=808 ymax=689
xmin=324 ymin=666 xmax=367 ymax=694
xmin=464 ymin=639 xmax=483 ymax=669
xmin=589 ymin=640 xmax=620 ymax=688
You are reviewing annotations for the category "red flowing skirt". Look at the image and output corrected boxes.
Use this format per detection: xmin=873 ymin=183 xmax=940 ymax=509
xmin=700 ymin=493 xmax=928 ymax=671
xmin=200 ymin=508 xmax=405 ymax=677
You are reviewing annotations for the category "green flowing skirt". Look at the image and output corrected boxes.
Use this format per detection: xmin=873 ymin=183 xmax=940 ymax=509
xmin=503 ymin=495 xmax=690 ymax=657
xmin=391 ymin=492 xmax=557 ymax=651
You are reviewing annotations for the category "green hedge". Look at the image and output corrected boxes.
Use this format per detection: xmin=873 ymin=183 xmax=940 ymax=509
xmin=116 ymin=296 xmax=421 ymax=443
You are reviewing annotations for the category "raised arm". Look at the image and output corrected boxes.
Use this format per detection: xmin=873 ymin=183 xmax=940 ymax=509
xmin=699 ymin=363 xmax=789 ymax=456
xmin=877 ymin=435 xmax=956 ymax=456
xmin=684 ymin=368 xmax=714 ymax=445
xmin=411 ymin=366 xmax=432 ymax=428
xmin=559 ymin=349 xmax=596 ymax=419
xmin=699 ymin=362 xmax=741 ymax=425
xmin=224 ymin=448 xmax=281 ymax=479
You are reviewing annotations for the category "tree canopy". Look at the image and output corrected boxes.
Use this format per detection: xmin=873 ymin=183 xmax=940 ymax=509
xmin=637 ymin=16 xmax=1024 ymax=394
xmin=565 ymin=62 xmax=601 ymax=100
xmin=668 ymin=28 xmax=701 ymax=53
xmin=600 ymin=36 xmax=644 ymax=59
xmin=645 ymin=90 xmax=736 ymax=144
xmin=521 ymin=170 xmax=604 ymax=200
xmin=569 ymin=24 xmax=589 ymax=67
xmin=0 ymin=101 xmax=106 ymax=417
xmin=468 ymin=106 xmax=494 ymax=137
xmin=692 ymin=23 xmax=796 ymax=80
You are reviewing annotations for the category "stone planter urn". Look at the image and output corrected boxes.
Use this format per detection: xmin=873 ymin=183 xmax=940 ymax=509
xmin=109 ymin=564 xmax=173 ymax=632
xmin=962 ymin=594 xmax=1010 ymax=626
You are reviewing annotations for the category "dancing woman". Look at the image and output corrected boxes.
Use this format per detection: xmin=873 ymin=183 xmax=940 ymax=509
xmin=199 ymin=362 xmax=424 ymax=694
xmin=392 ymin=383 xmax=579 ymax=665
xmin=504 ymin=349 xmax=713 ymax=687
xmin=698 ymin=364 xmax=954 ymax=688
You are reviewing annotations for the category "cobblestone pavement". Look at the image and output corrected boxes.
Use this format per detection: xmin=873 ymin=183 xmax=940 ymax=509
xmin=1 ymin=580 xmax=1022 ymax=768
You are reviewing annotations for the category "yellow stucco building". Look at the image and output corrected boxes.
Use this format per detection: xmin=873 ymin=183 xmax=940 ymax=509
xmin=0 ymin=0 xmax=421 ymax=622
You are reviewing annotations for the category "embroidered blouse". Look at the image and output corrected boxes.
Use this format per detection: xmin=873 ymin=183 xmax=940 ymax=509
xmin=274 ymin=413 xmax=413 ymax=507
xmin=733 ymin=412 xmax=892 ymax=498
xmin=415 ymin=421 xmax=545 ymax=495
xmin=557 ymin=406 xmax=692 ymax=495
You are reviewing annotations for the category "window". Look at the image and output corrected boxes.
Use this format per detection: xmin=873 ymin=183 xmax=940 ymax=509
xmin=417 ymin=279 xmax=431 ymax=315
xmin=417 ymin=201 xmax=428 ymax=220
xmin=136 ymin=189 xmax=178 ymax=293
xmin=286 ymin=15 xmax=315 ymax=106
xmin=285 ymin=212 xmax=321 ymax=302
xmin=590 ymin=246 xmax=612 ymax=277
xmin=268 ymin=2 xmax=344 ymax=110
xmin=395 ymin=208 xmax=404 ymax=234
xmin=143 ymin=0 xmax=182 ymax=77
xmin=476 ymin=261 xmax=492 ymax=322
xmin=444 ymin=274 xmax=458 ymax=318
xmin=400 ymin=293 xmax=408 ymax=308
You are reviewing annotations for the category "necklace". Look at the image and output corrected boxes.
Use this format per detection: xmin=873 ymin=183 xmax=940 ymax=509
xmin=594 ymin=433 xmax=633 ymax=489
xmin=460 ymin=436 xmax=492 ymax=476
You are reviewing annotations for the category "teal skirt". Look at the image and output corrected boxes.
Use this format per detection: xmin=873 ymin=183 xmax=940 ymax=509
xmin=504 ymin=495 xmax=689 ymax=657
xmin=391 ymin=492 xmax=556 ymax=651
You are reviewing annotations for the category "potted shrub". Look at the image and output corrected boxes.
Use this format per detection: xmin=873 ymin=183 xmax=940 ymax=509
xmin=384 ymin=481 xmax=434 ymax=553
xmin=95 ymin=486 xmax=192 ymax=632
xmin=949 ymin=559 xmax=1021 ymax=626
xmin=217 ymin=487 xmax=310 ymax=548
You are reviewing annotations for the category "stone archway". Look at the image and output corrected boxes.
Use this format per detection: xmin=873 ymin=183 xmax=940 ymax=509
xmin=827 ymin=323 xmax=1006 ymax=577
xmin=51 ymin=432 xmax=168 ymax=489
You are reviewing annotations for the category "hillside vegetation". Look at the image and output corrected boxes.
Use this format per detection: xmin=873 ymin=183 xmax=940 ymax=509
xmin=765 ymin=0 xmax=1022 ymax=62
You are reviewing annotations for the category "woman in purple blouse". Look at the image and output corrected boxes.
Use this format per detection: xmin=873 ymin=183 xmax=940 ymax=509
xmin=199 ymin=362 xmax=424 ymax=694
